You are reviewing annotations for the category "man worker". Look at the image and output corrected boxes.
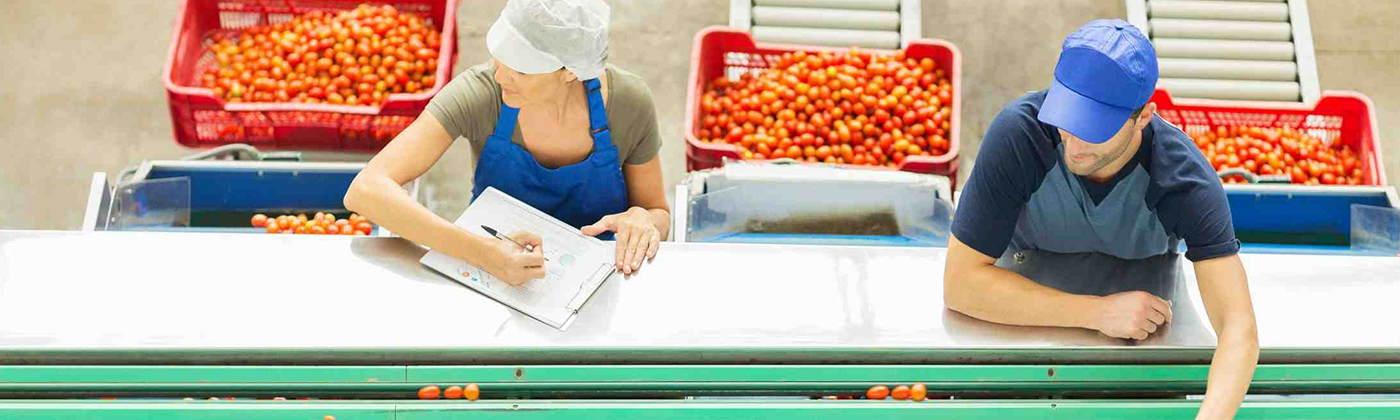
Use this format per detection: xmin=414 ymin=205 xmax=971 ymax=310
xmin=943 ymin=19 xmax=1259 ymax=420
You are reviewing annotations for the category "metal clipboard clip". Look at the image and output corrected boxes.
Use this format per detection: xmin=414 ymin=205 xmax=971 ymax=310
xmin=566 ymin=262 xmax=615 ymax=311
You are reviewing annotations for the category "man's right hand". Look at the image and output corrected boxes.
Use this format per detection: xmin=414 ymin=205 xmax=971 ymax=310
xmin=485 ymin=231 xmax=545 ymax=286
xmin=1092 ymin=291 xmax=1173 ymax=340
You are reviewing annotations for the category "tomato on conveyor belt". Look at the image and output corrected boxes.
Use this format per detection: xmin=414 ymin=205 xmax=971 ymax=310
xmin=252 ymin=212 xmax=375 ymax=235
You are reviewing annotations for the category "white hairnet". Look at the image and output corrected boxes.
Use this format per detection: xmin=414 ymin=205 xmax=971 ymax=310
xmin=487 ymin=0 xmax=611 ymax=80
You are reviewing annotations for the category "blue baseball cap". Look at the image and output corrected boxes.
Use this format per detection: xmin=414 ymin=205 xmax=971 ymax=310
xmin=1038 ymin=19 xmax=1158 ymax=144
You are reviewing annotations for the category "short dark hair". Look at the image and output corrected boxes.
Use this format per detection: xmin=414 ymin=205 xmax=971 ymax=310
xmin=1130 ymin=104 xmax=1146 ymax=119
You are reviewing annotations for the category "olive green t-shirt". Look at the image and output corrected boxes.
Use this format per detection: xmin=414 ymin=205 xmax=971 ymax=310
xmin=426 ymin=63 xmax=661 ymax=166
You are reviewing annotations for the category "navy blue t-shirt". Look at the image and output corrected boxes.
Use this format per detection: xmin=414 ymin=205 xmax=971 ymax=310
xmin=951 ymin=90 xmax=1240 ymax=262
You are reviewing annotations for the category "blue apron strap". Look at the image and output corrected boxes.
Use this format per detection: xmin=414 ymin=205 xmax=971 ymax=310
xmin=582 ymin=78 xmax=612 ymax=149
xmin=491 ymin=104 xmax=522 ymax=142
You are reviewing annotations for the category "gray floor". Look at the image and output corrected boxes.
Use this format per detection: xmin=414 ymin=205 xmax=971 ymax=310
xmin=1 ymin=0 xmax=1397 ymax=230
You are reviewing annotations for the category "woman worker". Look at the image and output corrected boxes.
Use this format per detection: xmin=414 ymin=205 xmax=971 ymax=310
xmin=345 ymin=0 xmax=669 ymax=286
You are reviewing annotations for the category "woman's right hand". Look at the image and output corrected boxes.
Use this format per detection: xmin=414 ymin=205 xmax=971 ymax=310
xmin=484 ymin=231 xmax=546 ymax=286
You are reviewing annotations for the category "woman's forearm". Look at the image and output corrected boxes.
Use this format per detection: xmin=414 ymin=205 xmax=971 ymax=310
xmin=345 ymin=175 xmax=494 ymax=267
xmin=646 ymin=207 xmax=670 ymax=241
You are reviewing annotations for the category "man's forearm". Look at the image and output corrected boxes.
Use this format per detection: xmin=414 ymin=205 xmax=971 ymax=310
xmin=1196 ymin=319 xmax=1259 ymax=419
xmin=946 ymin=264 xmax=1101 ymax=330
xmin=1191 ymin=255 xmax=1259 ymax=420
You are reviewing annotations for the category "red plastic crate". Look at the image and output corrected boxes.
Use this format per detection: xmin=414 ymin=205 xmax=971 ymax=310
xmin=685 ymin=27 xmax=962 ymax=180
xmin=162 ymin=0 xmax=457 ymax=151
xmin=1151 ymin=89 xmax=1388 ymax=185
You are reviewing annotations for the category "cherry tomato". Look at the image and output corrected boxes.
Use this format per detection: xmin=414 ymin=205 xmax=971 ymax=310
xmin=251 ymin=214 xmax=269 ymax=227
xmin=417 ymin=385 xmax=440 ymax=400
xmin=326 ymin=225 xmax=341 ymax=235
xmin=892 ymin=385 xmax=911 ymax=400
xmin=311 ymin=225 xmax=327 ymax=235
xmin=892 ymin=139 xmax=910 ymax=154
xmin=699 ymin=50 xmax=950 ymax=167
xmin=866 ymin=385 xmax=890 ymax=400
xmin=464 ymin=383 xmax=481 ymax=401
xmin=266 ymin=222 xmax=281 ymax=234
xmin=910 ymin=383 xmax=927 ymax=401
xmin=909 ymin=123 xmax=926 ymax=137
xmin=443 ymin=385 xmax=463 ymax=400
xmin=202 ymin=6 xmax=437 ymax=106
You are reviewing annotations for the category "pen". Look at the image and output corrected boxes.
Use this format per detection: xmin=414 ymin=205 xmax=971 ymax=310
xmin=481 ymin=225 xmax=549 ymax=261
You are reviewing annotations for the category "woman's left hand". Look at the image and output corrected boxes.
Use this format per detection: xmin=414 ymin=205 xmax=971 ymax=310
xmin=581 ymin=207 xmax=660 ymax=275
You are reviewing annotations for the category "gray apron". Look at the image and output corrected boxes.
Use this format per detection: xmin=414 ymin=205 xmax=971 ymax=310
xmin=995 ymin=250 xmax=1180 ymax=300
xmin=1001 ymin=142 xmax=1182 ymax=300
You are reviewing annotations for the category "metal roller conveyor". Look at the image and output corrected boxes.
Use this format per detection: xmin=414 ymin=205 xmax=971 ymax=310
xmin=751 ymin=25 xmax=900 ymax=49
xmin=751 ymin=6 xmax=900 ymax=31
xmin=1152 ymin=38 xmax=1295 ymax=61
xmin=1148 ymin=0 xmax=1290 ymax=21
xmin=1128 ymin=0 xmax=1320 ymax=102
xmin=1157 ymin=77 xmax=1301 ymax=101
xmin=753 ymin=0 xmax=899 ymax=11
xmin=1159 ymin=57 xmax=1298 ymax=81
xmin=1149 ymin=18 xmax=1292 ymax=41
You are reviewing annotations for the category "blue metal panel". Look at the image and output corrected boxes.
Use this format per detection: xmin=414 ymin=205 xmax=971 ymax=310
xmin=1227 ymin=189 xmax=1393 ymax=243
xmin=146 ymin=167 xmax=357 ymax=212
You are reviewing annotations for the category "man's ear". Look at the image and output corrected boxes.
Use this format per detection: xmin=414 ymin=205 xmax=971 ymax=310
xmin=1136 ymin=102 xmax=1157 ymax=128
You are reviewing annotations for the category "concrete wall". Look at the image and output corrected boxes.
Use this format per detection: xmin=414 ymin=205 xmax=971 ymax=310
xmin=0 ymin=0 xmax=1395 ymax=229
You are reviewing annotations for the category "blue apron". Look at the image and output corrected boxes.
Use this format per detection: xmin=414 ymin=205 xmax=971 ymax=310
xmin=471 ymin=78 xmax=628 ymax=238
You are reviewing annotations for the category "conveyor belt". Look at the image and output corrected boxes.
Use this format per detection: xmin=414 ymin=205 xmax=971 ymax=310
xmin=1 ymin=230 xmax=1397 ymax=365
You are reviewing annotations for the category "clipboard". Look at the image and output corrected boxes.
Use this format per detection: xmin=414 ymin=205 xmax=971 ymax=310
xmin=421 ymin=187 xmax=617 ymax=331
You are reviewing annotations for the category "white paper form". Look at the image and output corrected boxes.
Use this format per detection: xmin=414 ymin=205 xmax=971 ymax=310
xmin=421 ymin=187 xmax=616 ymax=330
